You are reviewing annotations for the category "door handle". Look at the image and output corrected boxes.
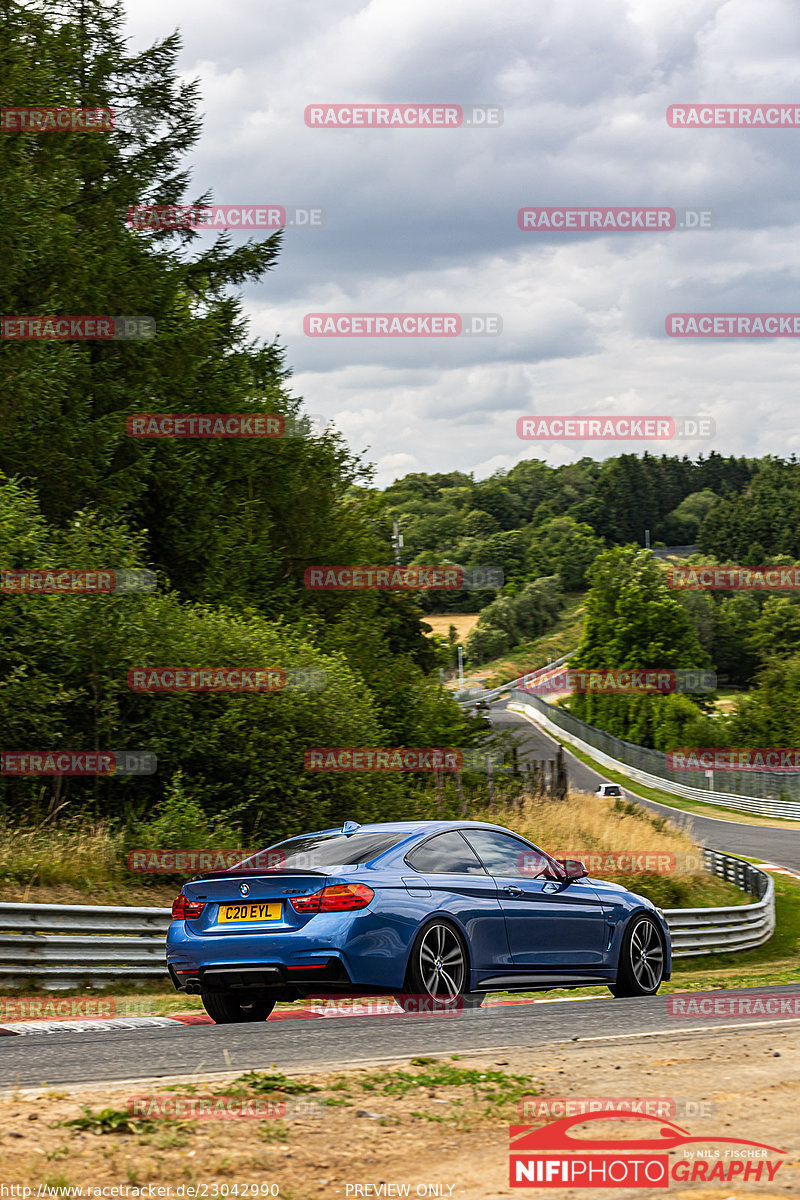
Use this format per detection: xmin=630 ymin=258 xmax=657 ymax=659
xmin=503 ymin=884 xmax=523 ymax=895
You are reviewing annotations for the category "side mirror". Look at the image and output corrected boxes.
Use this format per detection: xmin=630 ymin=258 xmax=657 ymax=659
xmin=558 ymin=858 xmax=588 ymax=881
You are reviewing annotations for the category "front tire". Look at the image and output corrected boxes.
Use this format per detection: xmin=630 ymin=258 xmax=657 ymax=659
xmin=201 ymin=992 xmax=276 ymax=1024
xmin=609 ymin=915 xmax=665 ymax=997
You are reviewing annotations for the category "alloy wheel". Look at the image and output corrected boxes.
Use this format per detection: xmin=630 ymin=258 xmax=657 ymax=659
xmin=629 ymin=917 xmax=664 ymax=990
xmin=417 ymin=923 xmax=466 ymax=999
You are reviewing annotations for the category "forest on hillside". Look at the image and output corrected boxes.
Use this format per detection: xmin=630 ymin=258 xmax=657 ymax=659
xmin=5 ymin=2 xmax=800 ymax=838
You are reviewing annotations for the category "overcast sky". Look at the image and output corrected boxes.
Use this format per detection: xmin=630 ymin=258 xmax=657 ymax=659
xmin=123 ymin=0 xmax=800 ymax=487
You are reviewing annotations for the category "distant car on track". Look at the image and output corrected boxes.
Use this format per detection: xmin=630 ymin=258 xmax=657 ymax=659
xmin=595 ymin=782 xmax=626 ymax=800
xmin=166 ymin=819 xmax=671 ymax=1024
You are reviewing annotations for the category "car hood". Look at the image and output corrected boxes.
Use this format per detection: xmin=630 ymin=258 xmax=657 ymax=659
xmin=587 ymin=877 xmax=657 ymax=908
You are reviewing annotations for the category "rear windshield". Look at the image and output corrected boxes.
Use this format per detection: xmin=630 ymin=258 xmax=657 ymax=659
xmin=245 ymin=831 xmax=406 ymax=870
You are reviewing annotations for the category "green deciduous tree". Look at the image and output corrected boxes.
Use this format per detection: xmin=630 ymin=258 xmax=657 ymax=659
xmin=567 ymin=547 xmax=710 ymax=742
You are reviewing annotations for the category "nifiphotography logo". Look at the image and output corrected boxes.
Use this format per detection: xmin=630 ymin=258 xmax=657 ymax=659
xmin=508 ymin=1111 xmax=785 ymax=1188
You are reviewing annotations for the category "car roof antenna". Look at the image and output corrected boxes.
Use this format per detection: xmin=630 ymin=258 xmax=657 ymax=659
xmin=341 ymin=820 xmax=361 ymax=836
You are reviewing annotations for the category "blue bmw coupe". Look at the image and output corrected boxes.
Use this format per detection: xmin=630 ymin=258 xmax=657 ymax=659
xmin=166 ymin=819 xmax=671 ymax=1023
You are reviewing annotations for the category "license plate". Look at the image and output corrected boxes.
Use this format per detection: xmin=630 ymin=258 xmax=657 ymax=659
xmin=217 ymin=901 xmax=282 ymax=924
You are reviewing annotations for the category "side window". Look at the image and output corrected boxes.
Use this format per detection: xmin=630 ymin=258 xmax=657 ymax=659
xmin=405 ymin=831 xmax=487 ymax=875
xmin=462 ymin=829 xmax=553 ymax=879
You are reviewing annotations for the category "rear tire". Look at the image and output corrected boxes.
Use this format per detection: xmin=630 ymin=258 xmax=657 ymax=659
xmin=609 ymin=915 xmax=665 ymax=997
xmin=396 ymin=920 xmax=472 ymax=1011
xmin=201 ymin=992 xmax=276 ymax=1024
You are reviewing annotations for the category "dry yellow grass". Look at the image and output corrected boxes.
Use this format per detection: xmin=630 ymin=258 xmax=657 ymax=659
xmin=0 ymin=818 xmax=123 ymax=891
xmin=481 ymin=791 xmax=742 ymax=907
xmin=0 ymin=791 xmax=738 ymax=908
xmin=509 ymin=791 xmax=697 ymax=857
xmin=0 ymin=819 xmax=175 ymax=904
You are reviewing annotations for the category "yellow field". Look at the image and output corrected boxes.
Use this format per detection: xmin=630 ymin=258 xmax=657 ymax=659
xmin=422 ymin=612 xmax=481 ymax=641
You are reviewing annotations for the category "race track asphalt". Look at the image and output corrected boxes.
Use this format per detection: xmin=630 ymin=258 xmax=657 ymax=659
xmin=2 ymin=986 xmax=799 ymax=1089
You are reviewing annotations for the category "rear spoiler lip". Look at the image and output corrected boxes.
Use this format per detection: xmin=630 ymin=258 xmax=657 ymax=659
xmin=192 ymin=868 xmax=332 ymax=882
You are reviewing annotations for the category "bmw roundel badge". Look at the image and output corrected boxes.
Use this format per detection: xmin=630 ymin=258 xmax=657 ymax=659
xmin=240 ymin=882 xmax=250 ymax=896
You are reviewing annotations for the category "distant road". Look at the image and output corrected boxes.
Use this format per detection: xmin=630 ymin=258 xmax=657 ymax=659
xmin=494 ymin=705 xmax=800 ymax=873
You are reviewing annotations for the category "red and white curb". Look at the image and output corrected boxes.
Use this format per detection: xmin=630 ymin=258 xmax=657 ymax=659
xmin=0 ymin=994 xmax=605 ymax=1035
xmin=760 ymin=862 xmax=800 ymax=880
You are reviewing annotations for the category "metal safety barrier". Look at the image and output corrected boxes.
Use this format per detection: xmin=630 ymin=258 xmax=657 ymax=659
xmin=0 ymin=901 xmax=171 ymax=989
xmin=664 ymin=850 xmax=775 ymax=957
xmin=508 ymin=694 xmax=800 ymax=818
xmin=0 ymin=848 xmax=775 ymax=987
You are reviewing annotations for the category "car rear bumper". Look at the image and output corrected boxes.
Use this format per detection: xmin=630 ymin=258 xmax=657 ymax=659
xmin=167 ymin=956 xmax=353 ymax=993
xmin=165 ymin=913 xmax=411 ymax=991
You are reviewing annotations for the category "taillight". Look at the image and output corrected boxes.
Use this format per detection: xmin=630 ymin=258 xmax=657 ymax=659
xmin=289 ymin=890 xmax=323 ymax=913
xmin=289 ymin=884 xmax=374 ymax=913
xmin=321 ymin=883 xmax=374 ymax=911
xmin=172 ymin=894 xmax=206 ymax=920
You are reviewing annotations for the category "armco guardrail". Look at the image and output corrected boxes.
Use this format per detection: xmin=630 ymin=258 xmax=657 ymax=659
xmin=508 ymin=693 xmax=800 ymax=819
xmin=664 ymin=851 xmax=775 ymax=957
xmin=0 ymin=901 xmax=171 ymax=989
xmin=482 ymin=647 xmax=800 ymax=802
xmin=0 ymin=851 xmax=774 ymax=987
xmin=456 ymin=652 xmax=574 ymax=706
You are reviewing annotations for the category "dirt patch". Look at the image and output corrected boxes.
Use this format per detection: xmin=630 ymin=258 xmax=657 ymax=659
xmin=0 ymin=1026 xmax=797 ymax=1197
xmin=422 ymin=613 xmax=481 ymax=642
